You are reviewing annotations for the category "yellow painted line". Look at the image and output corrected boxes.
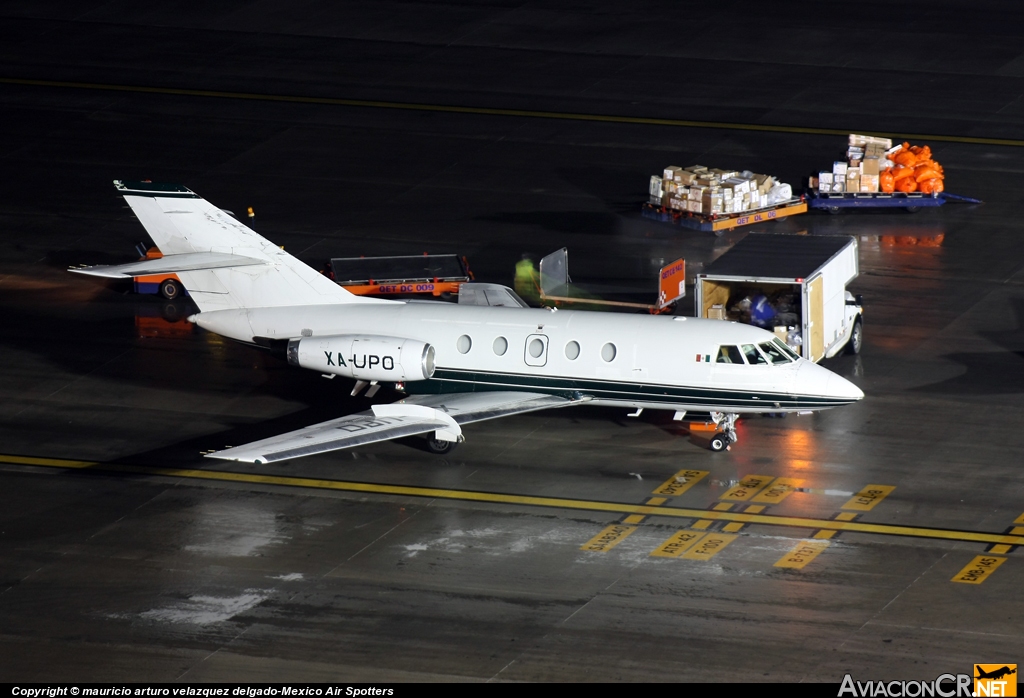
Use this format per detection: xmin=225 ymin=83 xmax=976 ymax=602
xmin=4 ymin=453 xmax=1024 ymax=547
xmin=650 ymin=530 xmax=707 ymax=558
xmin=1 ymin=77 xmax=1021 ymax=148
xmin=745 ymin=505 xmax=765 ymax=514
xmin=652 ymin=469 xmax=708 ymax=497
xmin=751 ymin=478 xmax=804 ymax=505
xmin=775 ymin=540 xmax=830 ymax=569
xmin=989 ymin=544 xmax=1012 ymax=554
xmin=713 ymin=502 xmax=734 ymax=511
xmin=721 ymin=475 xmax=774 ymax=502
xmin=1011 ymin=527 xmax=1024 ymax=536
xmin=1014 ymin=513 xmax=1024 ymax=525
xmin=682 ymin=533 xmax=738 ymax=561
xmin=581 ymin=524 xmax=636 ymax=553
xmin=722 ymin=522 xmax=745 ymax=533
xmin=622 ymin=514 xmax=646 ymax=525
xmin=842 ymin=485 xmax=896 ymax=512
xmin=952 ymin=555 xmax=1007 ymax=584
xmin=646 ymin=497 xmax=668 ymax=506
xmin=813 ymin=512 xmax=856 ymax=539
xmin=691 ymin=520 xmax=713 ymax=530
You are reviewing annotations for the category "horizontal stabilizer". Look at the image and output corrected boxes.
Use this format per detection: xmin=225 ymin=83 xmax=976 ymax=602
xmin=107 ymin=180 xmax=385 ymax=311
xmin=207 ymin=391 xmax=576 ymax=464
xmin=69 ymin=252 xmax=267 ymax=279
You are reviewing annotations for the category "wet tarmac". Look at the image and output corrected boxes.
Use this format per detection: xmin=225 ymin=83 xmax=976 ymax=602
xmin=2 ymin=1 xmax=1024 ymax=683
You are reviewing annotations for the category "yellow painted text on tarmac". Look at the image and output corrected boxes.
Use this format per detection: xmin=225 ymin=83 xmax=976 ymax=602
xmin=682 ymin=533 xmax=738 ymax=560
xmin=952 ymin=555 xmax=1007 ymax=584
xmin=752 ymin=478 xmax=804 ymax=505
xmin=581 ymin=524 xmax=637 ymax=553
xmin=842 ymin=485 xmax=896 ymax=511
xmin=650 ymin=531 xmax=706 ymax=558
xmin=652 ymin=470 xmax=708 ymax=497
xmin=775 ymin=541 xmax=830 ymax=569
xmin=721 ymin=475 xmax=774 ymax=502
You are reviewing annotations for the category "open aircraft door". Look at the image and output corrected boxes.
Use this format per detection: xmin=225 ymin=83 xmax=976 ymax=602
xmin=807 ymin=274 xmax=825 ymax=362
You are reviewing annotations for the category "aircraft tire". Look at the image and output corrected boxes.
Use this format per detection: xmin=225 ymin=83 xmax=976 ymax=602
xmin=708 ymin=434 xmax=728 ymax=452
xmin=425 ymin=437 xmax=458 ymax=455
xmin=160 ymin=279 xmax=182 ymax=300
xmin=845 ymin=319 xmax=863 ymax=355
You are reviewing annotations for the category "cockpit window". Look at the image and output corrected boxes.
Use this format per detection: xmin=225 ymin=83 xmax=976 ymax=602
xmin=716 ymin=345 xmax=744 ymax=364
xmin=742 ymin=344 xmax=767 ymax=365
xmin=773 ymin=338 xmax=800 ymax=361
xmin=759 ymin=341 xmax=792 ymax=365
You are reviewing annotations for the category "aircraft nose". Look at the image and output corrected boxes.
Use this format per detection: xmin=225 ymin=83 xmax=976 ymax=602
xmin=825 ymin=372 xmax=864 ymax=402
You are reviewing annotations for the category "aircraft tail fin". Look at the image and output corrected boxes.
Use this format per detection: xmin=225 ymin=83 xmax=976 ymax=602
xmin=114 ymin=181 xmax=385 ymax=312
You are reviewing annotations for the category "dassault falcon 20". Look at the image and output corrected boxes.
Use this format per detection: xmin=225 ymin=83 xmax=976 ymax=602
xmin=71 ymin=181 xmax=863 ymax=463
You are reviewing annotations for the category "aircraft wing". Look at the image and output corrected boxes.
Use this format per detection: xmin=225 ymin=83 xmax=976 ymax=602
xmin=206 ymin=391 xmax=579 ymax=464
xmin=69 ymin=252 xmax=268 ymax=279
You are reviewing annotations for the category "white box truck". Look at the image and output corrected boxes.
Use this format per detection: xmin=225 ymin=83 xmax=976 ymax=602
xmin=694 ymin=234 xmax=863 ymax=362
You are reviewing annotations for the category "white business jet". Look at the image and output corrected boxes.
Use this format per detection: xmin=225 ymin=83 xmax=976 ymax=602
xmin=72 ymin=182 xmax=863 ymax=462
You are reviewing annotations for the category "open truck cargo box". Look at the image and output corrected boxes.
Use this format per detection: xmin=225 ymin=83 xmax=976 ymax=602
xmin=695 ymin=234 xmax=861 ymax=362
xmin=330 ymin=254 xmax=471 ymax=297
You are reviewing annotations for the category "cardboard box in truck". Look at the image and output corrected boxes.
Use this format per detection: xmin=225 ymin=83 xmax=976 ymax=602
xmin=694 ymin=234 xmax=864 ymax=362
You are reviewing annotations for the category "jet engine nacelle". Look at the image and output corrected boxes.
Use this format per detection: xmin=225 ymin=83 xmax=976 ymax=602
xmin=287 ymin=335 xmax=435 ymax=382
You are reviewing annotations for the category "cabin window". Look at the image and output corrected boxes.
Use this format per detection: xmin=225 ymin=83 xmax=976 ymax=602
xmin=565 ymin=340 xmax=580 ymax=360
xmin=493 ymin=336 xmax=508 ymax=356
xmin=742 ymin=344 xmax=767 ymax=365
xmin=716 ymin=345 xmax=744 ymax=364
xmin=773 ymin=338 xmax=800 ymax=361
xmin=759 ymin=341 xmax=791 ymax=365
xmin=528 ymin=337 xmax=545 ymax=358
xmin=601 ymin=342 xmax=617 ymax=362
xmin=457 ymin=335 xmax=472 ymax=354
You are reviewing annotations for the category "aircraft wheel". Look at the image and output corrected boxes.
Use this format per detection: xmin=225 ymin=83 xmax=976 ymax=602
xmin=425 ymin=437 xmax=458 ymax=455
xmin=160 ymin=278 xmax=182 ymax=300
xmin=845 ymin=319 xmax=863 ymax=355
xmin=708 ymin=433 xmax=728 ymax=452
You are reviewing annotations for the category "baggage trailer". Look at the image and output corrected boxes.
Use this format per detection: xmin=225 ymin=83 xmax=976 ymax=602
xmin=132 ymin=246 xmax=186 ymax=300
xmin=807 ymin=191 xmax=982 ymax=214
xmin=694 ymin=234 xmax=863 ymax=363
xmin=330 ymin=254 xmax=472 ymax=298
xmin=641 ymin=198 xmax=807 ymax=234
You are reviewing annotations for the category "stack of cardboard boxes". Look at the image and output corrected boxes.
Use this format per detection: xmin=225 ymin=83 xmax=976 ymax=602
xmin=813 ymin=134 xmax=895 ymax=194
xmin=649 ymin=165 xmax=786 ymax=216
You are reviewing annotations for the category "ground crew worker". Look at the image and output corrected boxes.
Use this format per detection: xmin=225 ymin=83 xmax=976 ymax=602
xmin=514 ymin=255 xmax=540 ymax=306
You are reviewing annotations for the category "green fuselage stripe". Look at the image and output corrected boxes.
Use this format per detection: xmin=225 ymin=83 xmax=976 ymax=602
xmin=404 ymin=368 xmax=851 ymax=409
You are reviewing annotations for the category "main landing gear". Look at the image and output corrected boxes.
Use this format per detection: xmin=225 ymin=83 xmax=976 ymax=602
xmin=707 ymin=412 xmax=738 ymax=452
xmin=425 ymin=436 xmax=459 ymax=455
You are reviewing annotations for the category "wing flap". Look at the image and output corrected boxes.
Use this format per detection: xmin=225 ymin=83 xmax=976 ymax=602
xmin=207 ymin=411 xmax=451 ymax=464
xmin=206 ymin=391 xmax=577 ymax=464
xmin=69 ymin=252 xmax=268 ymax=279
xmin=399 ymin=391 xmax=573 ymax=425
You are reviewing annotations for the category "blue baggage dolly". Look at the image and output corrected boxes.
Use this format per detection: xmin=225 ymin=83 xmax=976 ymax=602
xmin=807 ymin=191 xmax=982 ymax=214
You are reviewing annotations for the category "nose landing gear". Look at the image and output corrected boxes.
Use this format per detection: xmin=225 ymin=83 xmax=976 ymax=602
xmin=707 ymin=412 xmax=738 ymax=452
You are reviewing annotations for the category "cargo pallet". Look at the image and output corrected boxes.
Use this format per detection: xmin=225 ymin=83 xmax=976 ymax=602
xmin=641 ymin=198 xmax=807 ymax=235
xmin=807 ymin=191 xmax=982 ymax=214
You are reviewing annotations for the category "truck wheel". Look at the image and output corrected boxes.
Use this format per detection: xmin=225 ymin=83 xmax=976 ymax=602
xmin=425 ymin=437 xmax=458 ymax=455
xmin=827 ymin=206 xmax=842 ymax=215
xmin=905 ymin=206 xmax=920 ymax=213
xmin=708 ymin=434 xmax=728 ymax=452
xmin=845 ymin=319 xmax=863 ymax=355
xmin=159 ymin=279 xmax=182 ymax=300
